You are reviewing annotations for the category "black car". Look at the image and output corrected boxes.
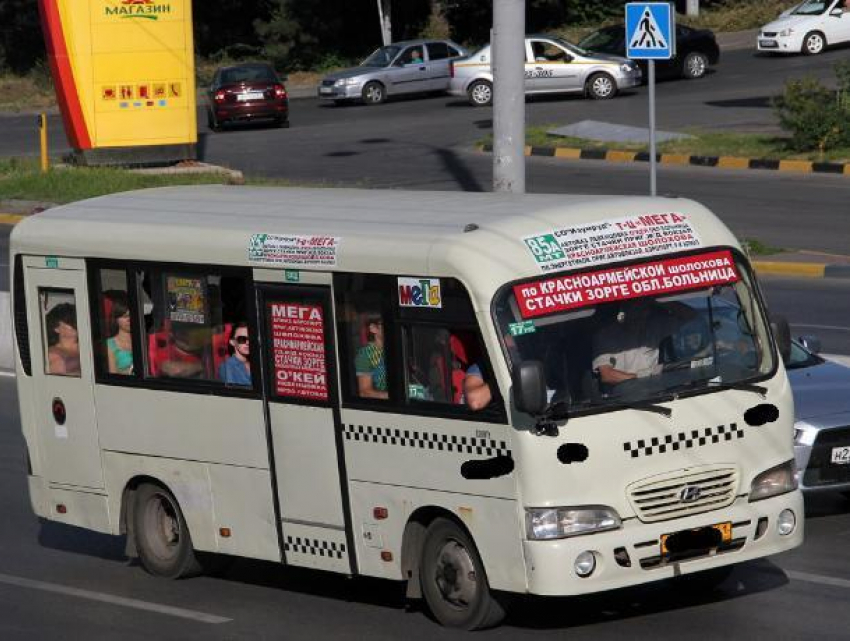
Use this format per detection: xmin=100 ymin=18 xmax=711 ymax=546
xmin=578 ymin=23 xmax=720 ymax=80
xmin=207 ymin=62 xmax=289 ymax=131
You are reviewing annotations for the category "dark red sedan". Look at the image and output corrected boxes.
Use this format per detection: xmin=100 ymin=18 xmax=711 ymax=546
xmin=207 ymin=62 xmax=289 ymax=131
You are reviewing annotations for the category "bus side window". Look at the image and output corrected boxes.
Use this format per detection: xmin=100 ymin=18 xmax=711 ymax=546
xmin=93 ymin=268 xmax=134 ymax=377
xmin=334 ymin=274 xmax=394 ymax=403
xmin=38 ymin=288 xmax=81 ymax=378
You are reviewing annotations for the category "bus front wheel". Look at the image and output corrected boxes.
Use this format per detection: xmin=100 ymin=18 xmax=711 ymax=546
xmin=133 ymin=483 xmax=201 ymax=579
xmin=419 ymin=518 xmax=505 ymax=629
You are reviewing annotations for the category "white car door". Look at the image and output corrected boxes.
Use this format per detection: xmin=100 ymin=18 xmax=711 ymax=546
xmin=833 ymin=1 xmax=850 ymax=42
xmin=525 ymin=39 xmax=581 ymax=94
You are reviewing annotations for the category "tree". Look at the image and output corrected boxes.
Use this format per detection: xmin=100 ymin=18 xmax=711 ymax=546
xmin=1 ymin=0 xmax=44 ymax=73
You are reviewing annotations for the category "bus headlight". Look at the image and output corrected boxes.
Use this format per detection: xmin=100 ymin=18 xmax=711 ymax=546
xmin=748 ymin=460 xmax=798 ymax=502
xmin=526 ymin=506 xmax=621 ymax=540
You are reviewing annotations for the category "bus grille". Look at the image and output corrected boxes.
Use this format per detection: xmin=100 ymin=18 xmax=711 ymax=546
xmin=628 ymin=466 xmax=739 ymax=523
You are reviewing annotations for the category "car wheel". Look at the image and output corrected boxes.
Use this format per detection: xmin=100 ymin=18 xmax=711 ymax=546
xmin=802 ymin=31 xmax=826 ymax=55
xmin=682 ymin=51 xmax=709 ymax=79
xmin=362 ymin=81 xmax=386 ymax=105
xmin=133 ymin=483 xmax=201 ymax=579
xmin=586 ymin=72 xmax=617 ymax=100
xmin=419 ymin=518 xmax=505 ymax=630
xmin=207 ymin=110 xmax=220 ymax=132
xmin=275 ymin=116 xmax=290 ymax=128
xmin=467 ymin=80 xmax=493 ymax=107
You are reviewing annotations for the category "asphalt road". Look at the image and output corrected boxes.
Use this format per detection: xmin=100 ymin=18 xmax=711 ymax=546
xmin=0 ymin=277 xmax=848 ymax=639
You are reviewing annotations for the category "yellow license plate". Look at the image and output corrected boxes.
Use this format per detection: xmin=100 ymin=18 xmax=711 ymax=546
xmin=660 ymin=521 xmax=732 ymax=556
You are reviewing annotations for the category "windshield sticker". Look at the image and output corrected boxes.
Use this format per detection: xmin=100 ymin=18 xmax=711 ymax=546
xmin=513 ymin=250 xmax=739 ymax=319
xmin=508 ymin=320 xmax=537 ymax=336
xmin=167 ymin=276 xmax=207 ymax=324
xmin=398 ymin=277 xmax=442 ymax=308
xmin=523 ymin=213 xmax=702 ymax=272
xmin=248 ymin=233 xmax=340 ymax=266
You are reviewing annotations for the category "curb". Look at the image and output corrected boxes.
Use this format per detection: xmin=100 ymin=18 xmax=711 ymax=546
xmin=751 ymin=261 xmax=850 ymax=280
xmin=478 ymin=145 xmax=850 ymax=177
xmin=0 ymin=214 xmax=27 ymax=225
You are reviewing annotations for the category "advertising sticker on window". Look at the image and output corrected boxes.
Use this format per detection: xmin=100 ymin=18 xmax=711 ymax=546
xmin=513 ymin=250 xmax=740 ymax=319
xmin=523 ymin=212 xmax=702 ymax=272
xmin=248 ymin=234 xmax=340 ymax=267
xmin=269 ymin=302 xmax=329 ymax=401
xmin=166 ymin=276 xmax=207 ymax=324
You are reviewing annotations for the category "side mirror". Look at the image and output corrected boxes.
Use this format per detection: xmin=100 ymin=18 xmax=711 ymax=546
xmin=830 ymin=8 xmax=843 ymax=16
xmin=770 ymin=314 xmax=792 ymax=365
xmin=798 ymin=334 xmax=822 ymax=354
xmin=512 ymin=361 xmax=547 ymax=416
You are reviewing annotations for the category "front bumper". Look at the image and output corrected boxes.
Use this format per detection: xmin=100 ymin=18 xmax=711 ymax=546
xmin=521 ymin=491 xmax=803 ymax=596
xmin=616 ymin=69 xmax=642 ymax=89
xmin=757 ymin=34 xmax=802 ymax=53
xmin=795 ymin=439 xmax=850 ymax=493
xmin=317 ymin=83 xmax=363 ymax=100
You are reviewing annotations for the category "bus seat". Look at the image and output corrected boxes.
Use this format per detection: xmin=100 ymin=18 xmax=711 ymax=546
xmin=147 ymin=330 xmax=172 ymax=377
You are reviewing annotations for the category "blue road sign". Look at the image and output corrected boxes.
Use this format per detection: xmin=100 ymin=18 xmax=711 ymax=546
xmin=626 ymin=3 xmax=675 ymax=60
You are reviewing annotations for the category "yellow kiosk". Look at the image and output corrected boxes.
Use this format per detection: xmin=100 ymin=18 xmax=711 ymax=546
xmin=38 ymin=0 xmax=197 ymax=164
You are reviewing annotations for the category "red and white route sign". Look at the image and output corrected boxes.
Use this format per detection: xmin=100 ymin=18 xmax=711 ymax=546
xmin=269 ymin=302 xmax=328 ymax=401
xmin=513 ymin=250 xmax=740 ymax=319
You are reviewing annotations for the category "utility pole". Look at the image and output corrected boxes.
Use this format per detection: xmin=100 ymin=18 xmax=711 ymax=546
xmin=376 ymin=0 xmax=392 ymax=46
xmin=686 ymin=0 xmax=699 ymax=16
xmin=492 ymin=0 xmax=526 ymax=193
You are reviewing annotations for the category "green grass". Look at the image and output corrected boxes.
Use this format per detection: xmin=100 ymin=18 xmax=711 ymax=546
xmin=494 ymin=127 xmax=850 ymax=163
xmin=741 ymin=238 xmax=785 ymax=256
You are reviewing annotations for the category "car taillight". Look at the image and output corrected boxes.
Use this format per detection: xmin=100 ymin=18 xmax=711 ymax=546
xmin=274 ymin=84 xmax=287 ymax=99
xmin=449 ymin=61 xmax=455 ymax=78
xmin=214 ymin=90 xmax=226 ymax=102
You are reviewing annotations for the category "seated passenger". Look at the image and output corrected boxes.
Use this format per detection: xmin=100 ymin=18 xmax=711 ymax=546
xmin=218 ymin=322 xmax=252 ymax=386
xmin=592 ymin=299 xmax=696 ymax=387
xmin=463 ymin=363 xmax=492 ymax=411
xmin=106 ymin=293 xmax=133 ymax=375
xmin=46 ymin=303 xmax=81 ymax=376
xmin=355 ymin=315 xmax=388 ymax=399
xmin=159 ymin=325 xmax=205 ymax=378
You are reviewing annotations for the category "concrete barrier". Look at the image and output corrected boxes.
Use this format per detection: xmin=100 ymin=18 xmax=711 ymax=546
xmin=0 ymin=292 xmax=13 ymax=372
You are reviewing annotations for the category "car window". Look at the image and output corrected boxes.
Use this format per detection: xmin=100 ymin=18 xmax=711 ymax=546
xmin=579 ymin=28 xmax=622 ymax=52
xmin=448 ymin=45 xmax=463 ymax=58
xmin=427 ymin=42 xmax=450 ymax=60
xmin=399 ymin=47 xmax=425 ymax=65
xmin=363 ymin=45 xmax=401 ymax=67
xmin=221 ymin=65 xmax=276 ymax=85
xmin=531 ymin=41 xmax=571 ymax=63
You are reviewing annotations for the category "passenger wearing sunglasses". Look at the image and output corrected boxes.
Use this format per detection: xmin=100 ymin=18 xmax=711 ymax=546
xmin=219 ymin=322 xmax=252 ymax=386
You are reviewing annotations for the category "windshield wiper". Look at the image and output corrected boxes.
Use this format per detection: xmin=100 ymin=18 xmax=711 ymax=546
xmin=609 ymin=400 xmax=672 ymax=418
xmin=664 ymin=377 xmax=767 ymax=398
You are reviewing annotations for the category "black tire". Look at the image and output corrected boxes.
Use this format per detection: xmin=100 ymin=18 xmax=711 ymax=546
xmin=419 ymin=518 xmax=505 ymax=630
xmin=682 ymin=51 xmax=709 ymax=80
xmin=802 ymin=31 xmax=826 ymax=55
xmin=133 ymin=483 xmax=201 ymax=579
xmin=275 ymin=116 xmax=290 ymax=128
xmin=362 ymin=81 xmax=386 ymax=105
xmin=207 ymin=110 xmax=220 ymax=132
xmin=467 ymin=80 xmax=493 ymax=107
xmin=586 ymin=72 xmax=617 ymax=100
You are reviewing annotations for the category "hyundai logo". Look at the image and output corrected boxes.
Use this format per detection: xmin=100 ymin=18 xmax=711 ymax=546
xmin=679 ymin=486 xmax=702 ymax=503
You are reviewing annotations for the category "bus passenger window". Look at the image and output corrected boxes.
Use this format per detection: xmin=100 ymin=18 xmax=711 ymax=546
xmin=94 ymin=269 xmax=134 ymax=377
xmin=39 ymin=289 xmax=81 ymax=377
xmin=142 ymin=270 xmax=250 ymax=385
xmin=354 ymin=312 xmax=388 ymax=399
xmin=404 ymin=326 xmax=492 ymax=410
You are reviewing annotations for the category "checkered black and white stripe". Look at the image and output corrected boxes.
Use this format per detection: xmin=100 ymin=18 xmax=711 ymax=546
xmin=623 ymin=422 xmax=745 ymax=459
xmin=284 ymin=535 xmax=346 ymax=560
xmin=343 ymin=424 xmax=510 ymax=457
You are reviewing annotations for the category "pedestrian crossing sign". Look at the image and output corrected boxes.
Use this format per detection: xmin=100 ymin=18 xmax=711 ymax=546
xmin=626 ymin=3 xmax=675 ymax=60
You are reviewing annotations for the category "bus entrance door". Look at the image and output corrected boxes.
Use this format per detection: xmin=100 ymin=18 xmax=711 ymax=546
xmin=258 ymin=283 xmax=353 ymax=574
xmin=24 ymin=259 xmax=104 ymax=490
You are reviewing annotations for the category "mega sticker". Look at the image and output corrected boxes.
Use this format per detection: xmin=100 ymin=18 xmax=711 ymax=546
xmin=270 ymin=302 xmax=328 ymax=401
xmin=514 ymin=250 xmax=739 ymax=319
xmin=249 ymin=233 xmax=340 ymax=267
xmin=523 ymin=212 xmax=701 ymax=272
xmin=398 ymin=277 xmax=442 ymax=308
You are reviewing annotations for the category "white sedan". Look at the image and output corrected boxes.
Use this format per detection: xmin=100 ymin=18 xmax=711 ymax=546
xmin=758 ymin=0 xmax=850 ymax=55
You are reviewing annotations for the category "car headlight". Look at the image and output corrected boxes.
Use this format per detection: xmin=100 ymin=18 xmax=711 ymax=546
xmin=748 ymin=460 xmax=798 ymax=502
xmin=335 ymin=78 xmax=358 ymax=87
xmin=779 ymin=28 xmax=794 ymax=37
xmin=620 ymin=63 xmax=634 ymax=73
xmin=526 ymin=506 xmax=621 ymax=540
xmin=793 ymin=421 xmax=816 ymax=446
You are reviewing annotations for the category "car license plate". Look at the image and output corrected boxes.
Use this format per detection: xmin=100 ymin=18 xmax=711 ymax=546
xmin=237 ymin=92 xmax=264 ymax=101
xmin=660 ymin=522 xmax=732 ymax=556
xmin=759 ymin=40 xmax=778 ymax=48
xmin=831 ymin=446 xmax=850 ymax=464
xmin=319 ymin=87 xmax=334 ymax=94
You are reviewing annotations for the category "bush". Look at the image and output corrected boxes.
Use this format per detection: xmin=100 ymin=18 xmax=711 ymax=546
xmin=773 ymin=63 xmax=850 ymax=154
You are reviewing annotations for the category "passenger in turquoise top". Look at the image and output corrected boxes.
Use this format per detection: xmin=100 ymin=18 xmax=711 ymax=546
xmin=106 ymin=293 xmax=133 ymax=375
xmin=355 ymin=314 xmax=388 ymax=399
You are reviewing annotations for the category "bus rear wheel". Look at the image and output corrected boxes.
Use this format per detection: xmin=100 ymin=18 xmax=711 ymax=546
xmin=133 ymin=483 xmax=201 ymax=579
xmin=419 ymin=518 xmax=505 ymax=630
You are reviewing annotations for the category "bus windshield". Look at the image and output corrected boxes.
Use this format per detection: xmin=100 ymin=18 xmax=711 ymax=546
xmin=493 ymin=250 xmax=775 ymax=411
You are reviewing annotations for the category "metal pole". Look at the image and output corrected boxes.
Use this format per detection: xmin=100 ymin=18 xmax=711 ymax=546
xmin=648 ymin=61 xmax=656 ymax=197
xmin=686 ymin=0 xmax=700 ymax=17
xmin=492 ymin=0 xmax=525 ymax=193
xmin=39 ymin=113 xmax=49 ymax=173
xmin=376 ymin=0 xmax=391 ymax=46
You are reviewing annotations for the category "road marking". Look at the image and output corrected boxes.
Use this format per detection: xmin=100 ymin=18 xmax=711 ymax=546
xmin=788 ymin=570 xmax=850 ymax=591
xmin=792 ymin=323 xmax=850 ymax=333
xmin=0 ymin=572 xmax=231 ymax=624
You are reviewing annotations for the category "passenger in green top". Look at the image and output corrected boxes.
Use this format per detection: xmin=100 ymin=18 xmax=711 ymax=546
xmin=106 ymin=293 xmax=134 ymax=375
xmin=355 ymin=314 xmax=388 ymax=399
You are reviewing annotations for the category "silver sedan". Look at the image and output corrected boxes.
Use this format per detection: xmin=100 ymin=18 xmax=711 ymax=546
xmin=449 ymin=35 xmax=641 ymax=106
xmin=318 ymin=39 xmax=468 ymax=105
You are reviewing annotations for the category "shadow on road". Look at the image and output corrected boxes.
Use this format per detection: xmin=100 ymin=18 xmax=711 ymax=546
xmin=38 ymin=522 xmax=128 ymax=563
xmin=804 ymin=491 xmax=850 ymax=520
xmin=705 ymin=96 xmax=776 ymax=109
